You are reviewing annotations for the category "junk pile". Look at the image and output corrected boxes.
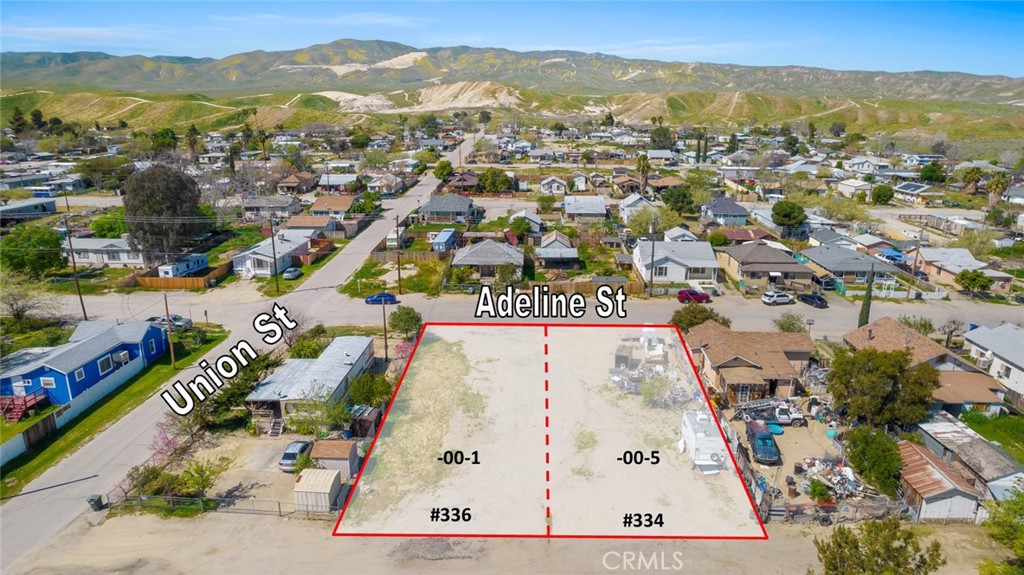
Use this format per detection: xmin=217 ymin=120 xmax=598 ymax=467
xmin=794 ymin=457 xmax=870 ymax=500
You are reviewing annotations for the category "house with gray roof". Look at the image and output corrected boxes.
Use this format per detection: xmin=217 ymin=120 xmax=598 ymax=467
xmin=241 ymin=195 xmax=302 ymax=221
xmin=419 ymin=194 xmax=476 ymax=223
xmin=664 ymin=226 xmax=698 ymax=242
xmin=799 ymin=244 xmax=898 ymax=285
xmin=534 ymin=231 xmax=578 ymax=269
xmin=964 ymin=323 xmax=1024 ymax=410
xmin=701 ymin=197 xmax=749 ymax=227
xmin=716 ymin=241 xmax=814 ymax=290
xmin=1 ymin=321 xmax=166 ymax=408
xmin=563 ymin=196 xmax=607 ymax=222
xmin=509 ymin=209 xmax=544 ymax=234
xmin=246 ymin=337 xmax=374 ymax=421
xmin=618 ymin=193 xmax=656 ymax=226
xmin=893 ymin=182 xmax=941 ymax=205
xmin=231 ymin=229 xmax=322 ymax=278
xmin=808 ymin=229 xmax=859 ymax=250
xmin=905 ymin=247 xmax=1013 ymax=293
xmin=632 ymin=240 xmax=718 ymax=285
xmin=452 ymin=240 xmax=524 ymax=278
xmin=63 ymin=237 xmax=147 ymax=268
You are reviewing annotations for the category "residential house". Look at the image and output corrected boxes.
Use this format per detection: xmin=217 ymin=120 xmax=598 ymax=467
xmin=285 ymin=215 xmax=337 ymax=233
xmin=715 ymin=241 xmax=814 ymax=290
xmin=851 ymin=233 xmax=894 ymax=254
xmin=198 ymin=152 xmax=227 ymax=165
xmin=317 ymin=174 xmax=359 ymax=193
xmin=687 ymin=320 xmax=814 ymax=402
xmin=663 ymin=226 xmax=698 ymax=242
xmin=893 ymin=182 xmax=941 ymax=205
xmin=632 ymin=241 xmax=718 ymax=284
xmin=700 ymin=197 xmax=749 ymax=227
xmin=563 ymin=196 xmax=607 ymax=223
xmin=231 ymin=229 xmax=324 ymax=278
xmin=276 ymin=172 xmax=317 ymax=195
xmin=645 ymin=150 xmax=677 ymax=166
xmin=898 ymin=440 xmax=985 ymax=523
xmin=901 ymin=154 xmax=946 ymax=167
xmin=718 ymin=228 xmax=774 ymax=245
xmin=1 ymin=321 xmax=167 ymax=408
xmin=0 ymin=198 xmax=58 ymax=226
xmin=540 ymin=176 xmax=568 ymax=195
xmin=751 ymin=208 xmax=835 ymax=240
xmin=799 ymin=244 xmax=899 ymax=286
xmin=310 ymin=196 xmax=356 ymax=219
xmin=366 ymin=173 xmax=404 ymax=196
xmin=837 ymin=179 xmax=872 ymax=199
xmin=451 ymin=240 xmax=525 ymax=278
xmin=528 ymin=149 xmax=557 ymax=162
xmin=64 ymin=237 xmax=146 ymax=268
xmin=964 ymin=323 xmax=1024 ymax=409
xmin=843 ymin=316 xmax=979 ymax=372
xmin=419 ymin=194 xmax=476 ymax=223
xmin=618 ymin=193 xmax=656 ymax=226
xmin=808 ymin=229 xmax=859 ymax=250
xmin=646 ymin=176 xmax=685 ymax=196
xmin=445 ymin=171 xmax=478 ymax=194
xmin=157 ymin=254 xmax=210 ymax=278
xmin=241 ymin=195 xmax=303 ymax=221
xmin=612 ymin=176 xmax=642 ymax=197
xmin=905 ymin=247 xmax=1013 ymax=293
xmin=846 ymin=156 xmax=891 ymax=175
xmin=509 ymin=209 xmax=544 ymax=234
xmin=917 ymin=412 xmax=1024 ymax=501
xmin=571 ymin=172 xmax=588 ymax=192
xmin=246 ymin=336 xmax=374 ymax=421
xmin=1001 ymin=186 xmax=1024 ymax=205
xmin=931 ymin=371 xmax=1008 ymax=417
xmin=534 ymin=231 xmax=579 ymax=269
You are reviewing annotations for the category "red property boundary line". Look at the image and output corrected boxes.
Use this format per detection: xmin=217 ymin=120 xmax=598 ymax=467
xmin=333 ymin=322 xmax=769 ymax=541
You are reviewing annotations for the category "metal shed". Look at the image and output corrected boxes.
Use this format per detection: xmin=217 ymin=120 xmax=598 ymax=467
xmin=293 ymin=468 xmax=343 ymax=512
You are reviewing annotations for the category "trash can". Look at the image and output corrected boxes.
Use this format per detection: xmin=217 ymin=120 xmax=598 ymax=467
xmin=87 ymin=494 xmax=103 ymax=511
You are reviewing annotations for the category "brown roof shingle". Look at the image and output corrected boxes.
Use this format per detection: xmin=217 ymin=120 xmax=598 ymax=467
xmin=687 ymin=320 xmax=814 ymax=381
xmin=844 ymin=316 xmax=951 ymax=367
xmin=311 ymin=196 xmax=356 ymax=213
xmin=932 ymin=371 xmax=1006 ymax=405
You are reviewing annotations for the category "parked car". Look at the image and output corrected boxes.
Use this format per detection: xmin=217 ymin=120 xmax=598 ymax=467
xmin=677 ymin=289 xmax=711 ymax=304
xmin=278 ymin=440 xmax=312 ymax=472
xmin=146 ymin=314 xmax=193 ymax=330
xmin=761 ymin=291 xmax=795 ymax=306
xmin=746 ymin=421 xmax=782 ymax=465
xmin=282 ymin=267 xmax=302 ymax=280
xmin=942 ymin=200 xmax=964 ymax=208
xmin=913 ymin=270 xmax=929 ymax=281
xmin=895 ymin=262 xmax=913 ymax=273
xmin=796 ymin=293 xmax=829 ymax=308
xmin=812 ymin=274 xmax=836 ymax=291
xmin=364 ymin=292 xmax=399 ymax=305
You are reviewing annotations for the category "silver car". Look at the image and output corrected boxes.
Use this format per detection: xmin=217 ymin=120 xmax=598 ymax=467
xmin=146 ymin=314 xmax=193 ymax=329
xmin=282 ymin=267 xmax=302 ymax=280
xmin=278 ymin=440 xmax=312 ymax=472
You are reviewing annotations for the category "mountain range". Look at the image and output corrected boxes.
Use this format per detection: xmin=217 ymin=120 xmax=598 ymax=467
xmin=4 ymin=39 xmax=1024 ymax=103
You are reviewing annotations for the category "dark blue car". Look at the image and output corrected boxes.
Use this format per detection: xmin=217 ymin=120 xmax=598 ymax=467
xmin=364 ymin=292 xmax=398 ymax=305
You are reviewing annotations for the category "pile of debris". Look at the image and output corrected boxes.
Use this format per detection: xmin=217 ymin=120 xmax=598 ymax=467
xmin=795 ymin=457 xmax=868 ymax=500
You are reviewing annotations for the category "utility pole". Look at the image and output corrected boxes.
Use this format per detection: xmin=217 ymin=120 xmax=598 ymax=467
xmin=906 ymin=224 xmax=925 ymax=300
xmin=381 ymin=303 xmax=390 ymax=363
xmin=268 ymin=216 xmax=280 ymax=294
xmin=62 ymin=214 xmax=88 ymax=321
xmin=164 ymin=292 xmax=176 ymax=369
xmin=394 ymin=214 xmax=402 ymax=294
xmin=648 ymin=222 xmax=657 ymax=297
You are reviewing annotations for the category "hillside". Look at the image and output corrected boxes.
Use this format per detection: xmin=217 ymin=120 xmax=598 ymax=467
xmin=3 ymin=39 xmax=1024 ymax=103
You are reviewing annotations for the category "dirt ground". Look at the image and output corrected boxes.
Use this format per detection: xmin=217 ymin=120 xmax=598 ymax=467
xmin=9 ymin=512 xmax=1006 ymax=575
xmin=191 ymin=432 xmax=309 ymax=505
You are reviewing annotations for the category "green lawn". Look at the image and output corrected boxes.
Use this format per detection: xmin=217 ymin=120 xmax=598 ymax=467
xmin=475 ymin=216 xmax=511 ymax=232
xmin=324 ymin=325 xmax=386 ymax=338
xmin=255 ymin=244 xmax=342 ymax=297
xmin=408 ymin=222 xmax=468 ymax=233
xmin=405 ymin=238 xmax=431 ymax=252
xmin=0 ymin=404 xmax=60 ymax=437
xmin=339 ymin=260 xmax=389 ymax=298
xmin=962 ymin=413 xmax=1024 ymax=466
xmin=0 ymin=327 xmax=229 ymax=500
xmin=0 ymin=317 xmax=73 ymax=357
xmin=205 ymin=226 xmax=265 ymax=264
xmin=399 ymin=260 xmax=447 ymax=296
xmin=45 ymin=266 xmax=136 ymax=295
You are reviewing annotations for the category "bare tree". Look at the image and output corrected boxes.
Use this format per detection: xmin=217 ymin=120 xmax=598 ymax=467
xmin=939 ymin=317 xmax=965 ymax=349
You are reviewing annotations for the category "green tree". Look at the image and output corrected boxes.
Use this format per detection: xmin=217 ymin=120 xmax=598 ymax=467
xmin=477 ymin=110 xmax=491 ymax=124
xmin=770 ymin=200 xmax=807 ymax=238
xmin=509 ymin=216 xmax=532 ymax=240
xmin=636 ymin=153 xmax=652 ymax=198
xmin=601 ymin=112 xmax=615 ymax=127
xmin=433 ymin=159 xmax=454 ymax=181
xmin=349 ymin=131 xmax=371 ymax=149
xmin=662 ymin=186 xmax=695 ymax=214
xmin=185 ymin=123 xmax=201 ymax=157
xmin=955 ymin=269 xmax=994 ymax=297
xmin=772 ymin=311 xmax=808 ymax=333
xmin=707 ymin=231 xmax=729 ymax=247
xmin=919 ymin=161 xmax=946 ymax=183
xmin=809 ymin=517 xmax=944 ymax=575
xmin=75 ymin=156 xmax=133 ymax=190
xmin=288 ymin=379 xmax=352 ymax=437
xmin=843 ymin=427 xmax=902 ymax=497
xmin=979 ymin=478 xmax=1024 ymax=575
xmin=669 ymin=304 xmax=732 ymax=332
xmin=360 ymin=149 xmax=389 ymax=171
xmin=808 ymin=479 xmax=831 ymax=503
xmin=476 ymin=168 xmax=512 ymax=194
xmin=828 ymin=122 xmax=846 ymax=137
xmin=536 ymin=195 xmax=556 ymax=214
xmin=650 ymin=126 xmax=674 ymax=150
xmin=178 ymin=457 xmax=232 ymax=498
xmin=957 ymin=166 xmax=985 ymax=195
xmin=948 ymin=230 xmax=999 ymax=259
xmin=985 ymin=171 xmax=1011 ymax=211
xmin=898 ymin=315 xmax=935 ymax=336
xmin=858 ymin=267 xmax=874 ymax=327
xmin=121 ymin=165 xmax=204 ymax=263
xmin=9 ymin=107 xmax=26 ymax=134
xmin=418 ymin=114 xmax=440 ymax=138
xmin=827 ymin=348 xmax=940 ymax=427
xmin=726 ymin=133 xmax=739 ymax=154
xmin=871 ymin=184 xmax=894 ymax=205
xmin=388 ymin=305 xmax=423 ymax=339
xmin=29 ymin=108 xmax=45 ymax=130
xmin=150 ymin=128 xmax=178 ymax=154
xmin=348 ymin=373 xmax=394 ymax=407
xmin=0 ymin=225 xmax=66 ymax=277
xmin=782 ymin=134 xmax=800 ymax=155
xmin=91 ymin=207 xmax=128 ymax=238
xmin=629 ymin=206 xmax=682 ymax=236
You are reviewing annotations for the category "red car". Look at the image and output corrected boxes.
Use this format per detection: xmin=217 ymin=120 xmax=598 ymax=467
xmin=677 ymin=289 xmax=711 ymax=303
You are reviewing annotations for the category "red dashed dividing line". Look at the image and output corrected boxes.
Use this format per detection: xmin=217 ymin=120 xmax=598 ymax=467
xmin=543 ymin=326 xmax=551 ymax=537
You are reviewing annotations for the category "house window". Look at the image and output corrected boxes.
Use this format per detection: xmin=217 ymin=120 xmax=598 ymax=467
xmin=18 ymin=379 xmax=30 ymax=387
xmin=75 ymin=368 xmax=85 ymax=382
xmin=854 ymin=271 xmax=868 ymax=283
xmin=749 ymin=272 xmax=762 ymax=279
xmin=783 ymin=272 xmax=796 ymax=280
xmin=41 ymin=377 xmax=56 ymax=389
xmin=1002 ymin=366 xmax=1013 ymax=379
xmin=98 ymin=355 xmax=113 ymax=374
xmin=75 ymin=251 xmax=87 ymax=259
xmin=149 ymin=339 xmax=156 ymax=354
xmin=107 ymin=251 xmax=121 ymax=261
xmin=654 ymin=266 xmax=668 ymax=277
xmin=690 ymin=267 xmax=706 ymax=275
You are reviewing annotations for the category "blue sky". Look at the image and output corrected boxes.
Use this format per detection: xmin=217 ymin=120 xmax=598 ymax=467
xmin=2 ymin=1 xmax=1022 ymax=76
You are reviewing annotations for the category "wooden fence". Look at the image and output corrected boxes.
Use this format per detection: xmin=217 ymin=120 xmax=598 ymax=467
xmin=135 ymin=262 xmax=233 ymax=289
xmin=371 ymin=250 xmax=448 ymax=263
xmin=297 ymin=239 xmax=335 ymax=266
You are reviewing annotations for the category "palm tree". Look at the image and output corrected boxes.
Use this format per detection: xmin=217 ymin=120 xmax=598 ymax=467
xmin=958 ymin=166 xmax=985 ymax=195
xmin=986 ymin=171 xmax=1010 ymax=210
xmin=636 ymin=153 xmax=651 ymax=199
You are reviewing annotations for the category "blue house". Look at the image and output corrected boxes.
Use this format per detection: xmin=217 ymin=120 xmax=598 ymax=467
xmin=0 ymin=321 xmax=167 ymax=406
xmin=701 ymin=197 xmax=750 ymax=227
xmin=431 ymin=228 xmax=457 ymax=253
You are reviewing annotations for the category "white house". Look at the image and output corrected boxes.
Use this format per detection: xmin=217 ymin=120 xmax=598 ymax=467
xmin=898 ymin=440 xmax=985 ymax=524
xmin=539 ymin=176 xmax=567 ymax=195
xmin=158 ymin=254 xmax=210 ymax=278
xmin=837 ymin=179 xmax=872 ymax=199
xmin=664 ymin=226 xmax=698 ymax=242
xmin=509 ymin=209 xmax=544 ymax=234
xmin=633 ymin=240 xmax=718 ymax=285
xmin=893 ymin=182 xmax=941 ymax=204
xmin=231 ymin=229 xmax=321 ymax=278
xmin=571 ymin=172 xmax=588 ymax=192
xmin=846 ymin=156 xmax=890 ymax=174
xmin=963 ymin=323 xmax=1024 ymax=409
xmin=64 ymin=238 xmax=146 ymax=268
xmin=618 ymin=193 xmax=656 ymax=225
